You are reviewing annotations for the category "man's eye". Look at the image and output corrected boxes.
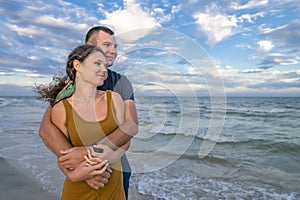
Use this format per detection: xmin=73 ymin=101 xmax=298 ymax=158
xmin=94 ymin=62 xmax=100 ymax=65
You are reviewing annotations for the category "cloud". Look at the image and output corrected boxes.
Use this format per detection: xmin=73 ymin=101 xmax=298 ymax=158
xmin=259 ymin=20 xmax=300 ymax=48
xmin=100 ymin=0 xmax=161 ymax=41
xmin=0 ymin=0 xmax=100 ymax=80
xmin=233 ymin=0 xmax=269 ymax=10
xmin=257 ymin=20 xmax=300 ymax=68
xmin=257 ymin=40 xmax=274 ymax=53
xmin=171 ymin=5 xmax=181 ymax=14
xmin=240 ymin=68 xmax=265 ymax=73
xmin=248 ymin=80 xmax=300 ymax=89
xmin=260 ymin=53 xmax=298 ymax=68
xmin=237 ymin=12 xmax=265 ymax=23
xmin=218 ymin=64 xmax=300 ymax=96
xmin=193 ymin=13 xmax=237 ymax=46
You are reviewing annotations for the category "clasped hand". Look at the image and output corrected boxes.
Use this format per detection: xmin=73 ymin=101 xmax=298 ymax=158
xmin=58 ymin=145 xmax=113 ymax=190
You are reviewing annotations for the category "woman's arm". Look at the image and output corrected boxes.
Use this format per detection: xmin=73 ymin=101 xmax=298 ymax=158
xmin=89 ymin=142 xmax=130 ymax=165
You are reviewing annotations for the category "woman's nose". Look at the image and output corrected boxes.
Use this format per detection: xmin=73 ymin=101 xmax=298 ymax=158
xmin=100 ymin=64 xmax=107 ymax=71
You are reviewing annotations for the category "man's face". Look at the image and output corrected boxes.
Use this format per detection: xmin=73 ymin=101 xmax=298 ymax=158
xmin=95 ymin=31 xmax=118 ymax=67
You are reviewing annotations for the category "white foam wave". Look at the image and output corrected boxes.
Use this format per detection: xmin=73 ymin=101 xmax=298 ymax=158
xmin=132 ymin=172 xmax=300 ymax=200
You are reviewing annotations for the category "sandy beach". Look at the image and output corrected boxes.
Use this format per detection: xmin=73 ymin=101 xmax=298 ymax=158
xmin=0 ymin=157 xmax=155 ymax=200
xmin=0 ymin=157 xmax=57 ymax=200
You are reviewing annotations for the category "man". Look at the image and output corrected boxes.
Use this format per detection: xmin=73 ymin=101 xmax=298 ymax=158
xmin=39 ymin=26 xmax=138 ymax=199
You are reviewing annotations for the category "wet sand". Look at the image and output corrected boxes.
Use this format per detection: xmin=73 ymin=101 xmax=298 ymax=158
xmin=0 ymin=157 xmax=155 ymax=199
xmin=0 ymin=157 xmax=57 ymax=199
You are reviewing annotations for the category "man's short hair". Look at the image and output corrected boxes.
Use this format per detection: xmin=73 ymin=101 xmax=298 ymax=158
xmin=85 ymin=26 xmax=114 ymax=44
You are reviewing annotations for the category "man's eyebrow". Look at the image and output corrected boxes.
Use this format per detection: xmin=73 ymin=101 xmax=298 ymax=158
xmin=102 ymin=41 xmax=118 ymax=45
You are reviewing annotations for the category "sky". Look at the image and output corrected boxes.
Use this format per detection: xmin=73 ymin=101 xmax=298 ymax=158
xmin=0 ymin=0 xmax=299 ymax=97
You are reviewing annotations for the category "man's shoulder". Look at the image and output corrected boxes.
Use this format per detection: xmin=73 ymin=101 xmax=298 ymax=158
xmin=108 ymin=69 xmax=122 ymax=77
xmin=107 ymin=69 xmax=130 ymax=83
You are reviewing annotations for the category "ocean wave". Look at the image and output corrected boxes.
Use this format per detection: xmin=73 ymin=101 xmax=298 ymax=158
xmin=253 ymin=141 xmax=300 ymax=154
xmin=0 ymin=98 xmax=10 ymax=107
xmin=131 ymin=171 xmax=300 ymax=200
xmin=207 ymin=138 xmax=300 ymax=153
xmin=225 ymin=107 xmax=298 ymax=118
xmin=154 ymin=131 xmax=300 ymax=154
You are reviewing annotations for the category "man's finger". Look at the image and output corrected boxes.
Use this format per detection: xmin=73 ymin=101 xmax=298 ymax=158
xmin=58 ymin=154 xmax=70 ymax=162
xmin=60 ymin=148 xmax=74 ymax=155
xmin=102 ymin=171 xmax=111 ymax=179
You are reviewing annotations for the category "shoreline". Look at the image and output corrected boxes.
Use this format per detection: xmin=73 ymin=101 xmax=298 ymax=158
xmin=0 ymin=157 xmax=155 ymax=200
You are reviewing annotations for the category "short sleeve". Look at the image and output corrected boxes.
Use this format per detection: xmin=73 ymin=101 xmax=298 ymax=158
xmin=113 ymin=75 xmax=135 ymax=101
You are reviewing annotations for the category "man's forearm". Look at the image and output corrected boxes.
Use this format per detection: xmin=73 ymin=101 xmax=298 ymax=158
xmin=101 ymin=126 xmax=134 ymax=150
xmin=100 ymin=109 xmax=138 ymax=149
xmin=39 ymin=106 xmax=72 ymax=156
xmin=96 ymin=100 xmax=138 ymax=150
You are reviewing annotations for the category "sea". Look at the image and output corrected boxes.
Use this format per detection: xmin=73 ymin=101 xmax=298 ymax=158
xmin=0 ymin=96 xmax=299 ymax=200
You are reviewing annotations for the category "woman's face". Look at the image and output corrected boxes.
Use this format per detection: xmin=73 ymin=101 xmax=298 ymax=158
xmin=78 ymin=51 xmax=107 ymax=86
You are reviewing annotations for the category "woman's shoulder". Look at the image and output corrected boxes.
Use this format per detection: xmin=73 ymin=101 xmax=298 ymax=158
xmin=52 ymin=100 xmax=66 ymax=113
xmin=110 ymin=90 xmax=122 ymax=102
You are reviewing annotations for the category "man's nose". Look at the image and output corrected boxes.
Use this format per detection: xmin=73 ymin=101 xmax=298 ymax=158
xmin=108 ymin=45 xmax=116 ymax=54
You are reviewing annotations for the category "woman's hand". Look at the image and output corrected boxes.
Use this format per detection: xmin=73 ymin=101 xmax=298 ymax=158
xmin=92 ymin=144 xmax=114 ymax=162
xmin=89 ymin=144 xmax=119 ymax=164
xmin=58 ymin=158 xmax=109 ymax=182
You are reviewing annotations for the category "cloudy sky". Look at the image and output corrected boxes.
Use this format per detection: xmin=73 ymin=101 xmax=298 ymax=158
xmin=0 ymin=0 xmax=299 ymax=97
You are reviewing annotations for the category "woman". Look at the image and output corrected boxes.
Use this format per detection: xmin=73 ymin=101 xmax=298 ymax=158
xmin=35 ymin=45 xmax=127 ymax=199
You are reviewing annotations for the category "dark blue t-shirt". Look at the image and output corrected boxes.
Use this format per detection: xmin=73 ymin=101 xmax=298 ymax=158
xmin=98 ymin=69 xmax=134 ymax=101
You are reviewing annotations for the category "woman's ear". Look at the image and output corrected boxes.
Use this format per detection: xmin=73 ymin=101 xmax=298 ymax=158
xmin=73 ymin=60 xmax=80 ymax=71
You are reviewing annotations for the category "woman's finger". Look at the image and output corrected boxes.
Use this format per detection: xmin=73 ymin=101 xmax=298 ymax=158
xmin=85 ymin=155 xmax=99 ymax=165
xmin=91 ymin=161 xmax=109 ymax=175
xmin=87 ymin=149 xmax=103 ymax=163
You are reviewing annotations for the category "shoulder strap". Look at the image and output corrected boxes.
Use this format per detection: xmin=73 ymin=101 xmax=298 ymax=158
xmin=106 ymin=90 xmax=117 ymax=120
xmin=106 ymin=90 xmax=112 ymax=110
xmin=61 ymin=99 xmax=72 ymax=123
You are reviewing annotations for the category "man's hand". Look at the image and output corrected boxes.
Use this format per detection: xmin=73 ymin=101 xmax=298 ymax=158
xmin=85 ymin=169 xmax=112 ymax=190
xmin=59 ymin=147 xmax=87 ymax=169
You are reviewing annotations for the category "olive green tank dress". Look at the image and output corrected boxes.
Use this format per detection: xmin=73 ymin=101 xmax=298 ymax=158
xmin=61 ymin=90 xmax=125 ymax=200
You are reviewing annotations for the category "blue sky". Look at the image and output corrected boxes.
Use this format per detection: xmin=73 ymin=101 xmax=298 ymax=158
xmin=0 ymin=0 xmax=299 ymax=97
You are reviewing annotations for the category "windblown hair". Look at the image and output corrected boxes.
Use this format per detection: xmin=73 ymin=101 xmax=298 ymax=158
xmin=85 ymin=26 xmax=114 ymax=45
xmin=34 ymin=45 xmax=104 ymax=104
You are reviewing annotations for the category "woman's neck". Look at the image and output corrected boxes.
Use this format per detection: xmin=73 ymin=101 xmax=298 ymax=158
xmin=72 ymin=81 xmax=97 ymax=104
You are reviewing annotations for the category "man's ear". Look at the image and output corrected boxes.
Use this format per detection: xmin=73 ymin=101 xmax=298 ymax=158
xmin=73 ymin=60 xmax=80 ymax=71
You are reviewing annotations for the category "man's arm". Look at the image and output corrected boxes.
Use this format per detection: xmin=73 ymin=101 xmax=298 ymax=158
xmin=99 ymin=100 xmax=138 ymax=150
